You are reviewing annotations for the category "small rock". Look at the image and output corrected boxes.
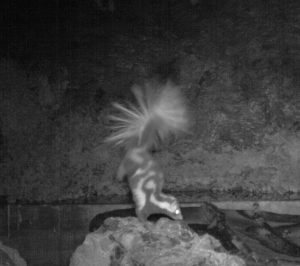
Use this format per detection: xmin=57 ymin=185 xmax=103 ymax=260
xmin=0 ymin=242 xmax=27 ymax=266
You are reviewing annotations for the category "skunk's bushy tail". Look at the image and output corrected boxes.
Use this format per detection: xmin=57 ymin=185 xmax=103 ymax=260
xmin=106 ymin=81 xmax=188 ymax=150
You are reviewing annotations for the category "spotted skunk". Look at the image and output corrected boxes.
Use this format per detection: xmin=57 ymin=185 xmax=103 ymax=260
xmin=106 ymin=81 xmax=188 ymax=223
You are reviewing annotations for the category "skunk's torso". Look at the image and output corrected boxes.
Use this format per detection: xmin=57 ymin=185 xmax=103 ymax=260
xmin=118 ymin=147 xmax=182 ymax=222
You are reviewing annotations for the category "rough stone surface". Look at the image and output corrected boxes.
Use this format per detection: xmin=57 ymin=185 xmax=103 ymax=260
xmin=70 ymin=217 xmax=245 ymax=266
xmin=0 ymin=241 xmax=27 ymax=266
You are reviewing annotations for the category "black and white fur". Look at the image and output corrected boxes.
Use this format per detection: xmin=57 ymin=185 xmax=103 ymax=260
xmin=106 ymin=81 xmax=188 ymax=223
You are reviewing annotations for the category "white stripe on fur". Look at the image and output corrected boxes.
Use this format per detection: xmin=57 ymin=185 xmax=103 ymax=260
xmin=131 ymin=162 xmax=154 ymax=210
xmin=149 ymin=193 xmax=173 ymax=212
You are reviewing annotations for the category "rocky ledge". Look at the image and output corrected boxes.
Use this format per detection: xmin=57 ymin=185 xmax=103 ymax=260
xmin=70 ymin=217 xmax=245 ymax=266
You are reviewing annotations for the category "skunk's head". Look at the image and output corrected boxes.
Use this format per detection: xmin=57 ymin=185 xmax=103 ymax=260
xmin=165 ymin=196 xmax=183 ymax=220
xmin=148 ymin=193 xmax=183 ymax=221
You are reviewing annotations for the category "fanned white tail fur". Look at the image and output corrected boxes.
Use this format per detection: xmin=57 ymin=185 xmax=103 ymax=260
xmin=106 ymin=81 xmax=188 ymax=149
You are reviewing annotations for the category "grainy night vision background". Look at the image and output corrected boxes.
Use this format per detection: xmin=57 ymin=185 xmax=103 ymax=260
xmin=0 ymin=0 xmax=299 ymax=265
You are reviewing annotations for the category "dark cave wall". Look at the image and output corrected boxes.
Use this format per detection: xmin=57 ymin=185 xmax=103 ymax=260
xmin=0 ymin=0 xmax=299 ymax=203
